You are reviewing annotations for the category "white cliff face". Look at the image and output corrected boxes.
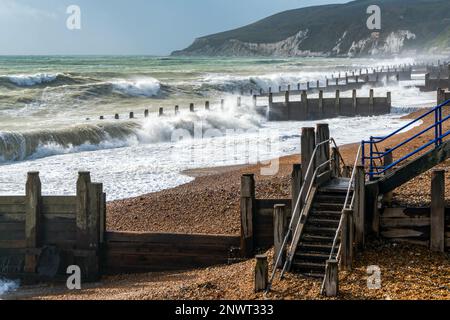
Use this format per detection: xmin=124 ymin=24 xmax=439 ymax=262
xmin=347 ymin=30 xmax=417 ymax=57
xmin=175 ymin=29 xmax=420 ymax=57
xmin=332 ymin=31 xmax=348 ymax=55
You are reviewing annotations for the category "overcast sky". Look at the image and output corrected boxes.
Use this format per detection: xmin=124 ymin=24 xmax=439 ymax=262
xmin=0 ymin=0 xmax=350 ymax=55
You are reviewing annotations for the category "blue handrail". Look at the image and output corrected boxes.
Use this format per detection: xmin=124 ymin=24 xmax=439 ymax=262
xmin=362 ymin=99 xmax=450 ymax=179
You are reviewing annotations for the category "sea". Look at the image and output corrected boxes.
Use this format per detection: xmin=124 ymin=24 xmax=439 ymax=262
xmin=0 ymin=56 xmax=437 ymax=201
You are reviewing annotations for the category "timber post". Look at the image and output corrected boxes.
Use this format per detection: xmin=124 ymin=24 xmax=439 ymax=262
xmin=340 ymin=209 xmax=354 ymax=271
xmin=335 ymin=90 xmax=340 ymax=116
xmin=323 ymin=259 xmax=339 ymax=297
xmin=301 ymin=90 xmax=308 ymax=114
xmin=383 ymin=149 xmax=393 ymax=206
xmin=352 ymin=90 xmax=357 ymax=113
xmin=430 ymin=169 xmax=445 ymax=252
xmin=159 ymin=108 xmax=164 ymax=117
xmin=291 ymin=164 xmax=303 ymax=227
xmin=254 ymin=255 xmax=268 ymax=292
xmin=301 ymin=127 xmax=316 ymax=198
xmin=129 ymin=112 xmax=134 ymax=119
xmin=369 ymin=89 xmax=374 ymax=114
xmin=316 ymin=123 xmax=330 ymax=172
xmin=190 ymin=103 xmax=195 ymax=112
xmin=175 ymin=105 xmax=179 ymax=115
xmin=318 ymin=90 xmax=324 ymax=115
xmin=144 ymin=109 xmax=149 ymax=118
xmin=205 ymin=101 xmax=210 ymax=111
xmin=273 ymin=204 xmax=287 ymax=269
xmin=24 ymin=172 xmax=42 ymax=274
xmin=354 ymin=165 xmax=366 ymax=249
xmin=240 ymin=174 xmax=255 ymax=258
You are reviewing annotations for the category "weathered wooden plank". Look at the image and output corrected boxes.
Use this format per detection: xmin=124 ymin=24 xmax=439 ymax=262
xmin=42 ymin=196 xmax=76 ymax=207
xmin=0 ymin=240 xmax=26 ymax=249
xmin=106 ymin=232 xmax=240 ymax=246
xmin=0 ymin=196 xmax=25 ymax=206
xmin=0 ymin=222 xmax=25 ymax=232
xmin=42 ymin=213 xmax=76 ymax=220
xmin=41 ymin=204 xmax=76 ymax=215
xmin=390 ymin=238 xmax=430 ymax=247
xmin=0 ymin=204 xmax=27 ymax=214
xmin=0 ymin=213 xmax=26 ymax=223
xmin=382 ymin=207 xmax=430 ymax=218
xmin=104 ymin=254 xmax=229 ymax=269
xmin=381 ymin=217 xmax=431 ymax=228
xmin=381 ymin=228 xmax=425 ymax=238
xmin=0 ymin=228 xmax=24 ymax=241
xmin=255 ymin=199 xmax=291 ymax=210
xmin=106 ymin=239 xmax=238 ymax=252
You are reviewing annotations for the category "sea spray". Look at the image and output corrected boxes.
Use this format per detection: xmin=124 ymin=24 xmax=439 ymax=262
xmin=0 ymin=104 xmax=263 ymax=163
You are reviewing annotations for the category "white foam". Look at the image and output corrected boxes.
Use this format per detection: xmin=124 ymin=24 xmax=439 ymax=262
xmin=0 ymin=111 xmax=415 ymax=201
xmin=111 ymin=77 xmax=161 ymax=97
xmin=6 ymin=73 xmax=59 ymax=86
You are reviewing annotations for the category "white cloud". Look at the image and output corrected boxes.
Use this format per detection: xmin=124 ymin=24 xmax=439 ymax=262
xmin=0 ymin=0 xmax=57 ymax=20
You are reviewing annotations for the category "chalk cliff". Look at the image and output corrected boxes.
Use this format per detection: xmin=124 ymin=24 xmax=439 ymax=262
xmin=172 ymin=0 xmax=450 ymax=57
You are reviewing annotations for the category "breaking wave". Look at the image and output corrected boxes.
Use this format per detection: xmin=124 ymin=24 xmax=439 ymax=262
xmin=0 ymin=108 xmax=262 ymax=163
xmin=196 ymin=72 xmax=328 ymax=94
xmin=0 ymin=73 xmax=90 ymax=88
xmin=110 ymin=78 xmax=161 ymax=97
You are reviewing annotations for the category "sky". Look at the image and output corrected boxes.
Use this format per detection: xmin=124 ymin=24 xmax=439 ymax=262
xmin=0 ymin=0 xmax=350 ymax=55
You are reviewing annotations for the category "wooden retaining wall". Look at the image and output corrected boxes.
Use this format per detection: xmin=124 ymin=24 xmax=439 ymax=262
xmin=263 ymin=89 xmax=390 ymax=121
xmin=0 ymin=172 xmax=106 ymax=281
xmin=422 ymin=73 xmax=450 ymax=92
xmin=104 ymin=232 xmax=240 ymax=274
xmin=254 ymin=199 xmax=291 ymax=250
xmin=380 ymin=207 xmax=450 ymax=251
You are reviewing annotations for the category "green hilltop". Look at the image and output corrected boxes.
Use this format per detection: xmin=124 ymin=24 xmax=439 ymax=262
xmin=172 ymin=0 xmax=450 ymax=57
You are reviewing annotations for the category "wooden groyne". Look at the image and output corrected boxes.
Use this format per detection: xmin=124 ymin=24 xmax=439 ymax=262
xmin=258 ymin=89 xmax=391 ymax=121
xmin=252 ymin=66 xmax=411 ymax=98
xmin=0 ymin=172 xmax=106 ymax=282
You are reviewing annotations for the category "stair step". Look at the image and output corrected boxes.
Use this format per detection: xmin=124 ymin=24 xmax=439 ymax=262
xmin=310 ymin=210 xmax=342 ymax=219
xmin=315 ymin=195 xmax=347 ymax=203
xmin=292 ymin=261 xmax=326 ymax=273
xmin=295 ymin=252 xmax=330 ymax=262
xmin=308 ymin=218 xmax=340 ymax=228
xmin=302 ymin=234 xmax=335 ymax=244
xmin=297 ymin=272 xmax=325 ymax=279
xmin=304 ymin=226 xmax=338 ymax=235
xmin=298 ymin=243 xmax=334 ymax=253
xmin=312 ymin=202 xmax=345 ymax=211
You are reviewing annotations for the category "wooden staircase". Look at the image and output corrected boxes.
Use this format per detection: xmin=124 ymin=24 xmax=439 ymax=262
xmin=291 ymin=178 xmax=351 ymax=278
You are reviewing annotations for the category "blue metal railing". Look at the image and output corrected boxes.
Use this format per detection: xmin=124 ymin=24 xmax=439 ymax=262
xmin=362 ymin=99 xmax=450 ymax=179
